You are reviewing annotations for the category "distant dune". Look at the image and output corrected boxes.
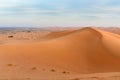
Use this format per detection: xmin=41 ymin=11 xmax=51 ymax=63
xmin=0 ymin=27 xmax=120 ymax=79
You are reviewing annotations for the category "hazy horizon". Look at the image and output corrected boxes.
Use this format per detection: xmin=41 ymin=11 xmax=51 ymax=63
xmin=0 ymin=0 xmax=120 ymax=27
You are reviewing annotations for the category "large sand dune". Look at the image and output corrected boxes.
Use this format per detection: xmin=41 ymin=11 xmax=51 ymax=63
xmin=0 ymin=27 xmax=120 ymax=79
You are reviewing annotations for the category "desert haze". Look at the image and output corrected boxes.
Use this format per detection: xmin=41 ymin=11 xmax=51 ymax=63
xmin=0 ymin=27 xmax=120 ymax=80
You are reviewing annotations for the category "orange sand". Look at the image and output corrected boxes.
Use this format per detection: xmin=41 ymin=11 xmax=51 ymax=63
xmin=0 ymin=27 xmax=120 ymax=80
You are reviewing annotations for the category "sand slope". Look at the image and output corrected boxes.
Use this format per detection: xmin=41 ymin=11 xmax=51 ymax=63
xmin=0 ymin=27 xmax=120 ymax=79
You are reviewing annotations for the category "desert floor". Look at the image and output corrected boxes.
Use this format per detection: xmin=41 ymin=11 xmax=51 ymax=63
xmin=0 ymin=27 xmax=120 ymax=80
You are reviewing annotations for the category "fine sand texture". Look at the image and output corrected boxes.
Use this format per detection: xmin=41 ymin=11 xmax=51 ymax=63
xmin=0 ymin=27 xmax=120 ymax=80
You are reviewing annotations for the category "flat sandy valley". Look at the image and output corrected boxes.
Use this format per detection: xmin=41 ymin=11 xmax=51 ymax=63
xmin=0 ymin=27 xmax=120 ymax=80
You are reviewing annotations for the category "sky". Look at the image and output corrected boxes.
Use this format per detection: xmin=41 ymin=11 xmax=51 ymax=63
xmin=0 ymin=0 xmax=120 ymax=27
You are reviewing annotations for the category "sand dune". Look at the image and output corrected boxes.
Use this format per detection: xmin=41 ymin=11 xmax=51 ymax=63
xmin=0 ymin=27 xmax=120 ymax=79
xmin=42 ymin=29 xmax=75 ymax=39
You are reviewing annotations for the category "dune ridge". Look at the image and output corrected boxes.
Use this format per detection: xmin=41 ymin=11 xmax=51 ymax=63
xmin=43 ymin=27 xmax=102 ymax=40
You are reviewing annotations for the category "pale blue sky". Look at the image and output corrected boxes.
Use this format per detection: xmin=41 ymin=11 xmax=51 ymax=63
xmin=0 ymin=0 xmax=120 ymax=27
